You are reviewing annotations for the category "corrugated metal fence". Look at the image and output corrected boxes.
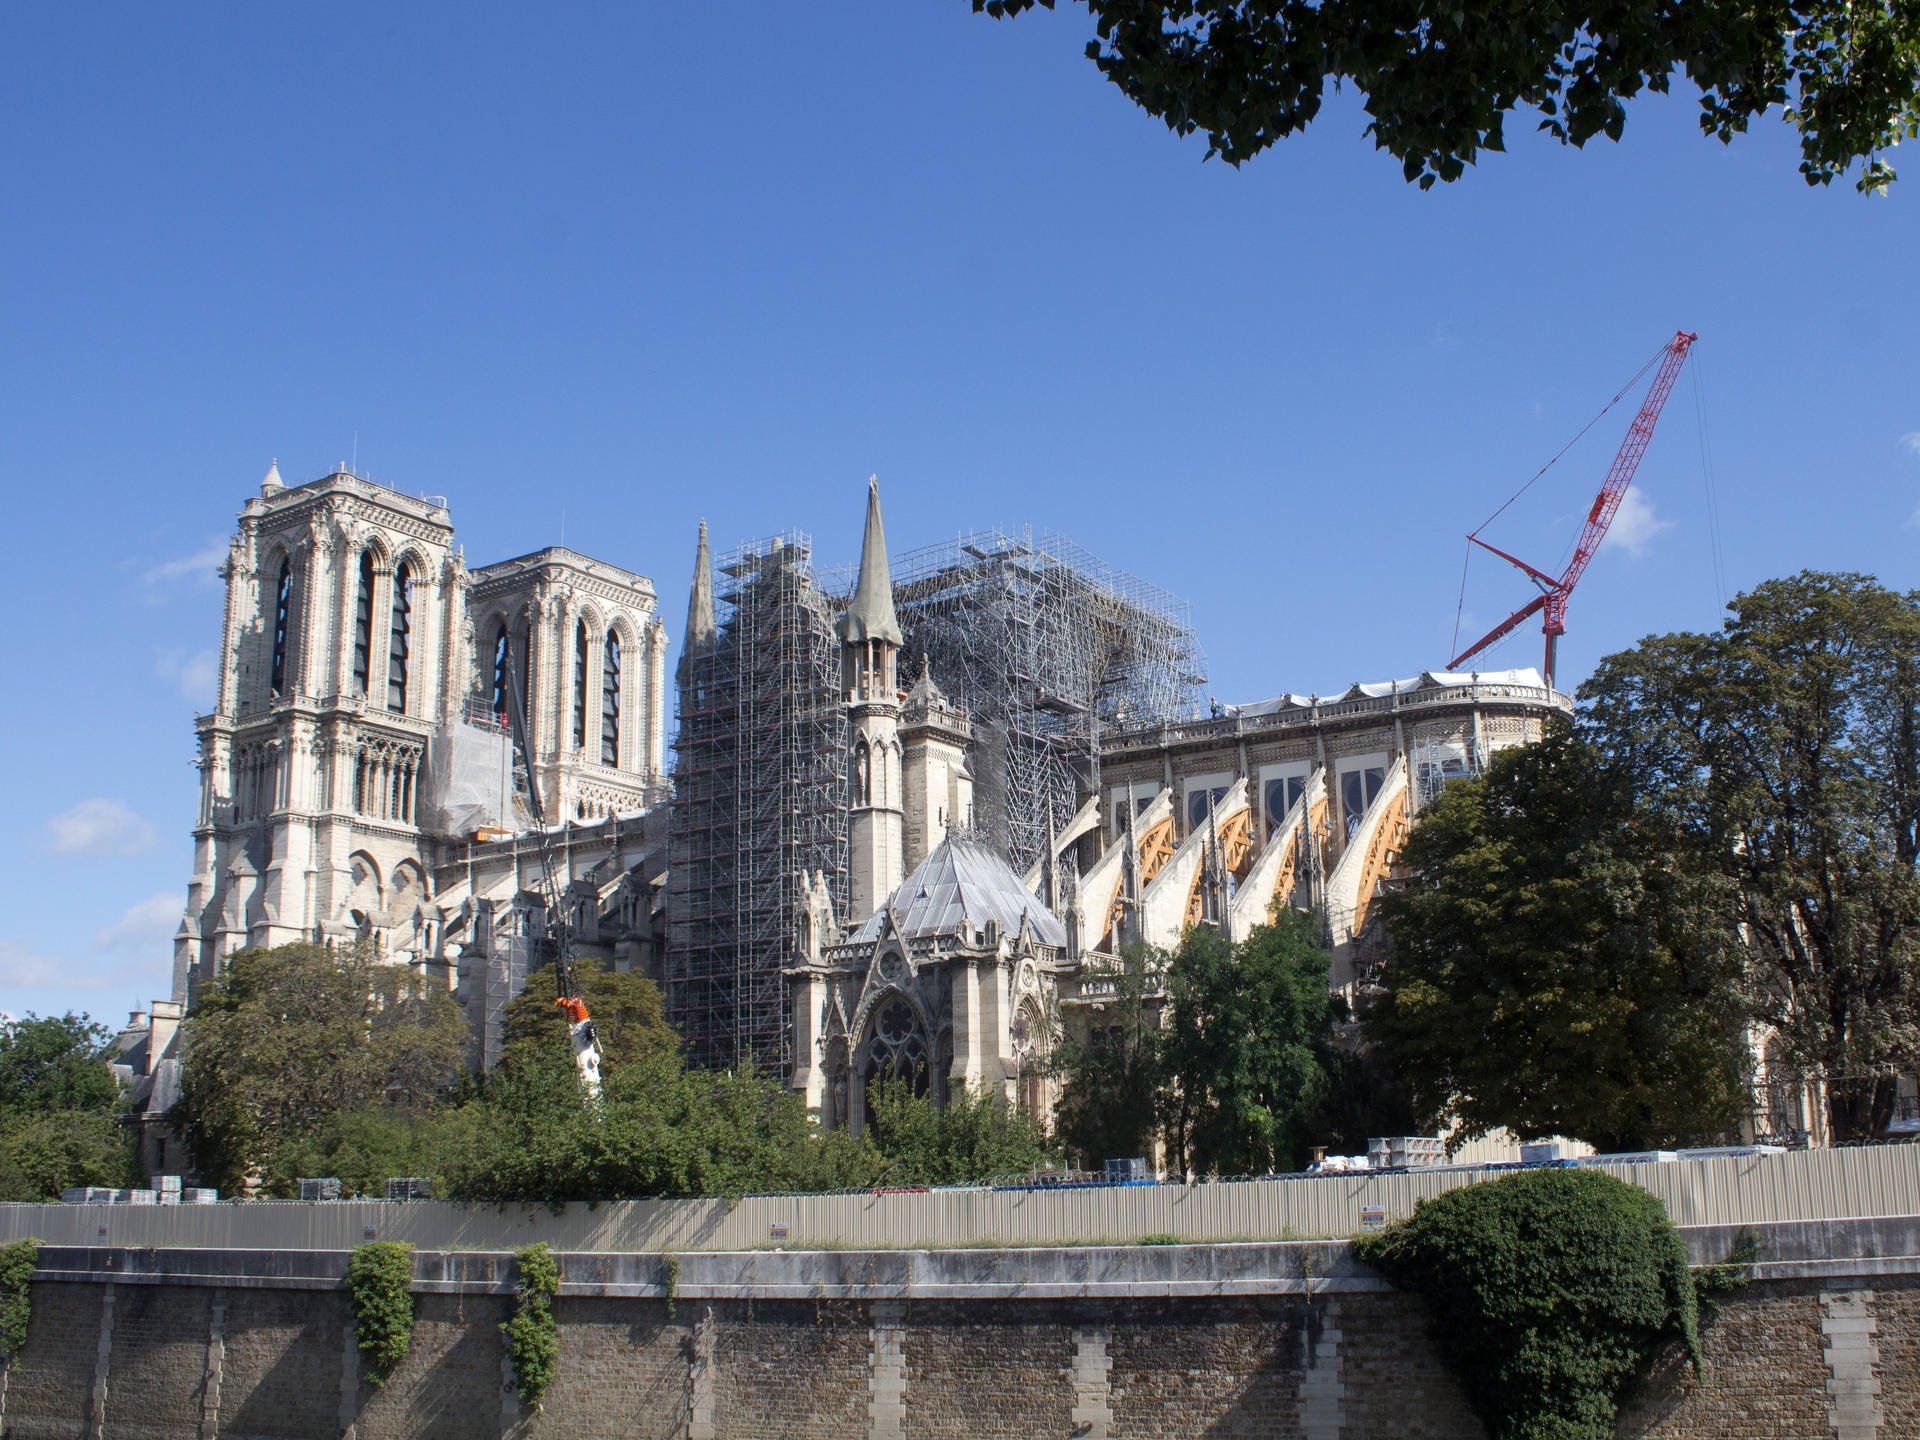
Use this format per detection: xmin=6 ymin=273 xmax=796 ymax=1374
xmin=4 ymin=1146 xmax=1915 ymax=1253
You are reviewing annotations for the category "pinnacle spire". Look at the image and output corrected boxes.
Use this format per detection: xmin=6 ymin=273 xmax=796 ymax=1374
xmin=685 ymin=520 xmax=717 ymax=654
xmin=839 ymin=475 xmax=903 ymax=647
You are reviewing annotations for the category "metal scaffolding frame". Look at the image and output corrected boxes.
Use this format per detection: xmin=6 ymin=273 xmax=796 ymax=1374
xmin=667 ymin=533 xmax=848 ymax=1073
xmin=890 ymin=527 xmax=1206 ymax=875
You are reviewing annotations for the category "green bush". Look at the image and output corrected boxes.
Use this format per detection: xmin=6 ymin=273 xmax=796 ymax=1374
xmin=0 ymin=1238 xmax=40 ymax=1356
xmin=1352 ymin=1169 xmax=1699 ymax=1440
xmin=502 ymin=1242 xmax=561 ymax=1407
xmin=345 ymin=1242 xmax=416 ymax=1385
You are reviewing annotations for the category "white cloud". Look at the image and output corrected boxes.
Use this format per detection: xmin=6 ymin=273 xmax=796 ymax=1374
xmin=142 ymin=541 xmax=226 ymax=589
xmin=92 ymin=892 xmax=181 ymax=952
xmin=1900 ymin=431 xmax=1920 ymax=460
xmin=0 ymin=941 xmax=114 ymax=992
xmin=45 ymin=799 xmax=157 ymax=857
xmin=154 ymin=648 xmax=218 ymax=706
xmin=1600 ymin=488 xmax=1674 ymax=559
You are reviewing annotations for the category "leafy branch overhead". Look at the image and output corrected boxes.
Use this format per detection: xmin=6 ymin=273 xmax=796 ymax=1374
xmin=972 ymin=1 xmax=1920 ymax=191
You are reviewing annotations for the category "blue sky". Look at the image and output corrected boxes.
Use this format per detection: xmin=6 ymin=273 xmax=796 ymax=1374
xmin=2 ymin=3 xmax=1915 ymax=1026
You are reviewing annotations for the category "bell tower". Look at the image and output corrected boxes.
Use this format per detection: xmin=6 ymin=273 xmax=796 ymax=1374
xmin=840 ymin=477 xmax=904 ymax=923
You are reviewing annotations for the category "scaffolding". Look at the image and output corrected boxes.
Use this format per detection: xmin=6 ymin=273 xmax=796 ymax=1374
xmin=667 ymin=533 xmax=848 ymax=1073
xmin=890 ymin=528 xmax=1206 ymax=875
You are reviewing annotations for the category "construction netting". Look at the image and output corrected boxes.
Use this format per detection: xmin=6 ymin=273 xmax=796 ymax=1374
xmin=421 ymin=720 xmax=526 ymax=836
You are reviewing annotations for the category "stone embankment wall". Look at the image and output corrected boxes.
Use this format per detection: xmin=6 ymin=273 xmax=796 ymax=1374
xmin=1 ymin=1220 xmax=1915 ymax=1440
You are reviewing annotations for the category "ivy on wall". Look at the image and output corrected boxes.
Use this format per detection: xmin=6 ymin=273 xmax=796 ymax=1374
xmin=345 ymin=1241 xmax=416 ymax=1386
xmin=1352 ymin=1168 xmax=1701 ymax=1440
xmin=503 ymin=1242 xmax=561 ymax=1408
xmin=0 ymin=1239 xmax=39 ymax=1357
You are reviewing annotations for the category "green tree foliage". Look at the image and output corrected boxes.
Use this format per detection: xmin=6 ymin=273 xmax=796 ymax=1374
xmin=1051 ymin=957 xmax=1162 ymax=1169
xmin=1354 ymin=1169 xmax=1700 ymax=1440
xmin=1160 ymin=909 xmax=1334 ymax=1177
xmin=865 ymin=1078 xmax=1059 ymax=1183
xmin=345 ymin=1241 xmax=416 ymax=1386
xmin=265 ymin=1106 xmax=450 ymax=1199
xmin=0 ymin=1015 xmax=136 ymax=1201
xmin=171 ymin=942 xmax=470 ymax=1193
xmin=0 ymin=1014 xmax=120 ymax=1114
xmin=1580 ymin=572 xmax=1920 ymax=1139
xmin=0 ymin=1238 xmax=40 ymax=1357
xmin=502 ymin=1243 xmax=561 ymax=1408
xmin=973 ymin=1 xmax=1920 ymax=191
xmin=499 ymin=959 xmax=679 ymax=1072
xmin=0 ymin=1110 xmax=140 ymax=1203
xmin=442 ymin=1041 xmax=878 ymax=1203
xmin=1369 ymin=729 xmax=1751 ymax=1154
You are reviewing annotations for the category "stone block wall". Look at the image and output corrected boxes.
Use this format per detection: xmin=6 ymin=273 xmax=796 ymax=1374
xmin=5 ymin=1251 xmax=1920 ymax=1439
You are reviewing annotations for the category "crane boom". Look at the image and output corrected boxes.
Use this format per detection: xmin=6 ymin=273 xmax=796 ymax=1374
xmin=500 ymin=638 xmax=603 ymax=1102
xmin=1449 ymin=329 xmax=1697 ymax=689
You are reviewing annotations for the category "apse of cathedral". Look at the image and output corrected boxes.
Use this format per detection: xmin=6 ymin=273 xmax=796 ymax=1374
xmin=135 ymin=460 xmax=1567 ymax=1140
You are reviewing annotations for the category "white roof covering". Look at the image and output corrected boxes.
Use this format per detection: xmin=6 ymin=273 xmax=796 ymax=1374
xmin=850 ymin=835 xmax=1067 ymax=947
xmin=1226 ymin=667 xmax=1547 ymax=717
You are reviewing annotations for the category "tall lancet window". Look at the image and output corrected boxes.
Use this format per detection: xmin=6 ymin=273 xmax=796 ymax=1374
xmin=573 ymin=620 xmax=589 ymax=749
xmin=490 ymin=623 xmax=512 ymax=721
xmin=269 ymin=558 xmax=292 ymax=698
xmin=351 ymin=551 xmax=375 ymax=694
xmin=601 ymin=629 xmax=621 ymax=766
xmin=387 ymin=561 xmax=412 ymax=713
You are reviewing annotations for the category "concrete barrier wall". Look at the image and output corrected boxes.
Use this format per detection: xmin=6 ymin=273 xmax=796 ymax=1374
xmin=3 ymin=1145 xmax=1916 ymax=1253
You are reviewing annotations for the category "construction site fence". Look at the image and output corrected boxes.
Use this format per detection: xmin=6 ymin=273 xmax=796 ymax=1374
xmin=3 ymin=1145 xmax=1917 ymax=1254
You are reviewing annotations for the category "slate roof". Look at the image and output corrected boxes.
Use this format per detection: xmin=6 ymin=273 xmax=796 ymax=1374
xmin=850 ymin=835 xmax=1067 ymax=947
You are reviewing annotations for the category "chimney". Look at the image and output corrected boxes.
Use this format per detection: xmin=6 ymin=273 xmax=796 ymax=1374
xmin=146 ymin=1000 xmax=185 ymax=1065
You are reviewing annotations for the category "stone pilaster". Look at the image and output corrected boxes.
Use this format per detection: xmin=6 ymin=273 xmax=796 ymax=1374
xmin=338 ymin=1309 xmax=361 ymax=1440
xmin=86 ymin=1282 xmax=114 ymax=1440
xmin=1822 ymin=1288 xmax=1881 ymax=1440
xmin=868 ymin=1300 xmax=906 ymax=1440
xmin=1298 ymin=1297 xmax=1345 ymax=1440
xmin=199 ymin=1292 xmax=226 ymax=1440
xmin=687 ymin=1307 xmax=716 ymax=1440
xmin=1070 ymin=1324 xmax=1112 ymax=1440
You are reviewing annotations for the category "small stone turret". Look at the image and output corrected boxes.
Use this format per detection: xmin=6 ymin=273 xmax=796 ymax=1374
xmin=901 ymin=655 xmax=973 ymax=874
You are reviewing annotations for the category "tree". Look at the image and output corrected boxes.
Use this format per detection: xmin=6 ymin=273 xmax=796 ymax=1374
xmin=1052 ymin=956 xmax=1163 ymax=1169
xmin=1160 ymin=909 xmax=1334 ymax=1177
xmin=1580 ymin=571 xmax=1920 ymax=1139
xmin=0 ymin=1014 xmax=121 ymax=1116
xmin=498 ymin=958 xmax=679 ymax=1073
xmin=1368 ymin=730 xmax=1751 ymax=1154
xmin=171 ymin=942 xmax=470 ymax=1193
xmin=866 ymin=1078 xmax=1059 ymax=1184
xmin=973 ymin=1 xmax=1920 ymax=192
xmin=1353 ymin=1168 xmax=1700 ymax=1440
xmin=0 ymin=1014 xmax=137 ymax=1201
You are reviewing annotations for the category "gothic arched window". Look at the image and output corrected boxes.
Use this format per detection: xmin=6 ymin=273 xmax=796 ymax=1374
xmin=573 ymin=620 xmax=589 ymax=749
xmin=387 ymin=561 xmax=412 ymax=713
xmin=351 ymin=550 xmax=375 ymax=695
xmin=490 ymin=623 xmax=512 ymax=721
xmin=269 ymin=558 xmax=292 ymax=698
xmin=601 ymin=629 xmax=621 ymax=766
xmin=863 ymin=996 xmax=930 ymax=1100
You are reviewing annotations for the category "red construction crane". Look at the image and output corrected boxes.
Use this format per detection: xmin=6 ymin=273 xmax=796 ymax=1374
xmin=1449 ymin=329 xmax=1698 ymax=690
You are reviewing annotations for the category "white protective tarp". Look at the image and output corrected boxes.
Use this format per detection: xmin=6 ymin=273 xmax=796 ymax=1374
xmin=421 ymin=721 xmax=523 ymax=836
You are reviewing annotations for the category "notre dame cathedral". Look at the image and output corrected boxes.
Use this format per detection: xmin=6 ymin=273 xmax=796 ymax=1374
xmin=123 ymin=459 xmax=1564 ymax=1152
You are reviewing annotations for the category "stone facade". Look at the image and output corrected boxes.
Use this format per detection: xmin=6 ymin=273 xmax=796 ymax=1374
xmin=175 ymin=463 xmax=669 ymax=1002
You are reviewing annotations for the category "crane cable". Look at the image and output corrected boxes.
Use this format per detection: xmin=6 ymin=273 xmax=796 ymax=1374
xmin=1450 ymin=339 xmax=1670 ymax=661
